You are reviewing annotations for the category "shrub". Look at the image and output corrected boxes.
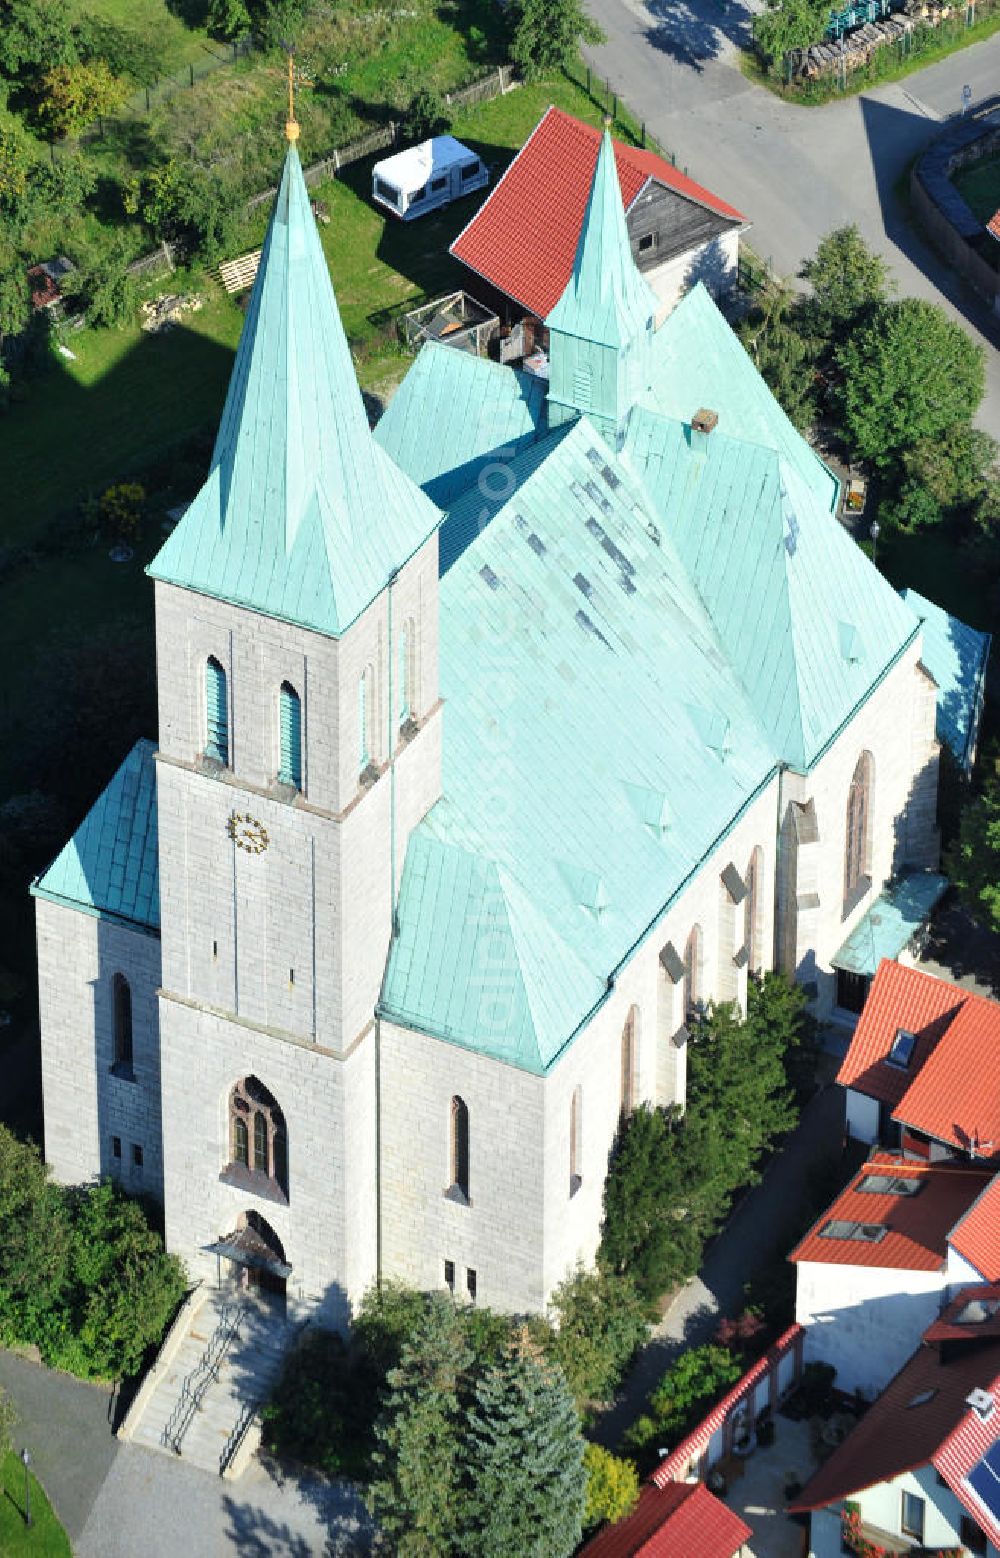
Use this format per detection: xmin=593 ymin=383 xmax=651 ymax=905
xmin=97 ymin=482 xmax=145 ymax=544
xmin=545 ymin=1265 xmax=648 ymax=1411
xmin=583 ymin=1442 xmax=639 ymax=1531
xmin=407 ymin=88 xmax=451 ymax=143
xmin=624 ymin=1345 xmax=742 ymax=1465
xmin=34 ymin=60 xmax=129 ymax=138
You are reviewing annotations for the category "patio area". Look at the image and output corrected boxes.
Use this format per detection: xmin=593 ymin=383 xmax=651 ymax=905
xmin=716 ymin=1414 xmax=817 ymax=1558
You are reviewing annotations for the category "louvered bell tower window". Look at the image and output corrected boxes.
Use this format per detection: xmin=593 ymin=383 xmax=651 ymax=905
xmin=205 ymin=657 xmax=229 ymax=765
xmin=278 ymin=681 xmax=302 ymax=789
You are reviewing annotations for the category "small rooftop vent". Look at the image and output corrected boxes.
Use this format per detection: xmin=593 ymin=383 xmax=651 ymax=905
xmin=966 ymin=1388 xmax=996 ymax=1422
xmin=691 ymin=408 xmax=718 ymax=436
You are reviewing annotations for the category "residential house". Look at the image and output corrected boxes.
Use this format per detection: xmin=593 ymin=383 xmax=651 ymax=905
xmin=578 ymin=1480 xmax=752 ymax=1557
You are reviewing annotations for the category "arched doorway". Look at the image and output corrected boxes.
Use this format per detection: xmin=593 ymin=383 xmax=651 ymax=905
xmin=210 ymin=1210 xmax=290 ymax=1308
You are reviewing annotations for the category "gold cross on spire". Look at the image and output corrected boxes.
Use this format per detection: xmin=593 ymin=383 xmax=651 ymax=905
xmin=285 ymin=51 xmax=299 ymax=143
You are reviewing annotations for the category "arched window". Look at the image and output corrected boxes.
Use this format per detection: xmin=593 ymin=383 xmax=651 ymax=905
xmin=112 ymin=972 xmax=133 ymax=1073
xmin=684 ymin=925 xmax=703 ymax=1021
xmin=398 ymin=623 xmax=411 ymax=728
xmin=278 ymin=681 xmax=302 ymax=790
xmin=620 ymin=1006 xmax=639 ymax=1118
xmin=450 ymin=1095 xmax=470 ymax=1202
xmin=205 ymin=656 xmax=229 ymax=765
xmin=745 ymin=847 xmax=764 ymax=975
xmin=570 ymin=1085 xmax=583 ymax=1195
xmin=359 ymin=664 xmax=375 ymax=774
xmin=228 ymin=1077 xmax=288 ymax=1197
xmin=845 ymin=752 xmax=874 ymax=907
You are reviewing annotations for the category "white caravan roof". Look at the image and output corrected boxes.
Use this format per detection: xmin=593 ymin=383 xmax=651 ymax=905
xmin=373 ymin=136 xmax=480 ymax=196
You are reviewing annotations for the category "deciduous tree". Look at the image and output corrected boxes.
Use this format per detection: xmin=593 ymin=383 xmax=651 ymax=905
xmin=799 ymin=224 xmax=892 ymax=338
xmin=583 ymin=1443 xmax=640 ymax=1531
xmin=509 ymin=0 xmax=605 ymax=82
xmin=948 ymin=772 xmax=1000 ymax=932
xmin=837 ymin=298 xmax=985 ymax=470
xmin=545 ymin=1264 xmax=648 ymax=1410
xmin=35 ymin=60 xmax=129 ymax=138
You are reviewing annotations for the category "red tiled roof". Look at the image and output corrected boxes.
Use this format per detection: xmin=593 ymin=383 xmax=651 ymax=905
xmin=934 ymin=1368 xmax=1000 ymax=1551
xmin=579 ymin=1480 xmax=751 ymax=1557
xmin=789 ymin=1329 xmax=1000 ymax=1513
xmin=654 ymin=1325 xmax=803 ymax=1485
xmin=449 ymin=106 xmax=745 ymax=319
xmin=949 ymin=1174 xmax=1000 ymax=1281
xmin=894 ymin=996 xmax=1000 ymax=1155
xmin=788 ymin=1153 xmax=991 ymax=1271
xmin=836 ymin=960 xmax=967 ymax=1108
xmin=987 ymin=209 xmax=1000 ymax=242
xmin=27 ymin=264 xmax=60 ymax=310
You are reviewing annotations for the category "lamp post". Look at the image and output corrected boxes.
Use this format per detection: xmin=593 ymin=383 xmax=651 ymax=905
xmin=870 ymin=518 xmax=880 ymax=567
xmin=20 ymin=1448 xmax=31 ymax=1528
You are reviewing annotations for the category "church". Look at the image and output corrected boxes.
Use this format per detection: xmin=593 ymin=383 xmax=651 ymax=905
xmin=31 ymin=117 xmax=957 ymax=1325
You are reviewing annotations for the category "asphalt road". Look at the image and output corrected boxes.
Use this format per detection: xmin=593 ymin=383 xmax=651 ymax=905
xmin=583 ymin=0 xmax=1000 ymax=430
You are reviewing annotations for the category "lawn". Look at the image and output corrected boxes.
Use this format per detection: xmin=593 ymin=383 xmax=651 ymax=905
xmin=0 ymin=1451 xmax=71 ymax=1557
xmin=68 ymin=0 xmax=214 ymax=74
xmin=953 ymin=153 xmax=1000 ymax=227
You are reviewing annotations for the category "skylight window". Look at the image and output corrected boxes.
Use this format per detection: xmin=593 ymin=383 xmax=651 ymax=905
xmin=907 ymin=1389 xmax=937 ymax=1409
xmin=886 ymin=1029 xmax=917 ymax=1070
xmin=818 ymin=1219 xmax=887 ymax=1244
xmin=858 ymin=1174 xmax=923 ymax=1197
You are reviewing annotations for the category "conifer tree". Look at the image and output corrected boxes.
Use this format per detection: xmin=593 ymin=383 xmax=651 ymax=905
xmin=458 ymin=1350 xmax=587 ymax=1558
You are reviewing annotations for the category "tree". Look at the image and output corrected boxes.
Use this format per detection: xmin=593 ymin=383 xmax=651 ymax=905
xmin=140 ymin=158 xmax=238 ymax=262
xmin=583 ymin=1443 xmax=639 ymax=1532
xmin=903 ymin=424 xmax=999 ymax=514
xmin=737 ymin=277 xmax=817 ymax=432
xmin=752 ymin=0 xmax=830 ymax=71
xmin=625 ymin=1344 xmax=742 ymax=1461
xmin=947 ymin=772 xmax=1000 ymax=932
xmin=0 ymin=118 xmax=32 ymax=210
xmin=73 ymin=16 xmax=161 ymax=85
xmin=207 ymin=0 xmax=251 ymax=41
xmin=35 ymin=60 xmax=129 ymax=138
xmin=97 ymin=483 xmax=144 ymax=544
xmin=408 ymin=89 xmax=452 ymax=143
xmin=799 ymin=225 xmax=892 ymax=339
xmin=367 ymin=1297 xmax=475 ymax=1556
xmin=0 ymin=245 xmax=30 ymax=352
xmin=61 ymin=243 xmax=138 ymax=330
xmin=0 ymin=0 xmax=75 ymax=81
xmin=509 ymin=0 xmax=605 ymax=82
xmin=0 ymin=1126 xmax=71 ymax=1338
xmin=836 ymin=298 xmax=985 ymax=470
xmin=458 ymin=1350 xmax=587 ymax=1558
xmin=544 ymin=1264 xmax=648 ymax=1410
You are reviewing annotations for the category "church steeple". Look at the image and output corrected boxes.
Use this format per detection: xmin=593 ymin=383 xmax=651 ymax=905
xmin=545 ymin=125 xmax=657 ymax=439
xmin=148 ymin=136 xmax=439 ymax=638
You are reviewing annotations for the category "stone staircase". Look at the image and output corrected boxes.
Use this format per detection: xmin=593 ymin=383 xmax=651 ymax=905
xmin=124 ymin=1287 xmax=293 ymax=1476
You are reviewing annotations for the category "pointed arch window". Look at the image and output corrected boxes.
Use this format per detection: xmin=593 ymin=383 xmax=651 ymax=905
xmin=845 ymin=752 xmax=874 ymax=912
xmin=227 ymin=1076 xmax=288 ymax=1199
xmin=278 ymin=681 xmax=302 ymax=789
xmin=398 ymin=622 xmax=414 ymax=728
xmin=745 ymin=847 xmax=764 ymax=976
xmin=112 ymin=972 xmax=133 ymax=1075
xmin=449 ymin=1095 xmax=470 ymax=1203
xmin=684 ymin=925 xmax=703 ymax=1021
xmin=359 ymin=664 xmax=375 ymax=775
xmin=205 ymin=657 xmax=229 ymax=766
xmin=620 ymin=1007 xmax=639 ymax=1119
xmin=570 ymin=1085 xmax=583 ymax=1196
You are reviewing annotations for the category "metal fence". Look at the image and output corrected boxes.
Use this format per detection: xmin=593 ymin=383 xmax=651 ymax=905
xmin=78 ymin=36 xmax=254 ymax=142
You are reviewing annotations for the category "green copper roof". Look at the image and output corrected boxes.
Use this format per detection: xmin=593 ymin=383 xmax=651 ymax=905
xmin=148 ymin=146 xmax=440 ymax=636
xmin=374 ymin=342 xmax=547 ymax=513
xmin=32 ymin=739 xmax=159 ymax=932
xmin=901 ymin=587 xmax=991 ymax=774
xmin=545 ymin=128 xmax=658 ymax=349
xmin=647 ymin=284 xmax=840 ymax=514
xmin=625 ymin=409 xmax=921 ymax=770
xmin=831 ymin=871 xmax=948 ymax=977
xmin=380 ymin=418 xmax=778 ymax=1070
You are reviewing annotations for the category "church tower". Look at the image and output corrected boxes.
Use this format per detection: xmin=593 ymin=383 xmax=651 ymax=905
xmin=146 ymin=122 xmax=443 ymax=1319
xmin=545 ymin=126 xmax=658 ymax=441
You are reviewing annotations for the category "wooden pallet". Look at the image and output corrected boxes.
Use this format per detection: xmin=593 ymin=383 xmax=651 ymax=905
xmin=218 ymin=249 xmax=262 ymax=295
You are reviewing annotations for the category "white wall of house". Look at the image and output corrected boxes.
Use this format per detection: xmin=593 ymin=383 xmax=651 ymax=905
xmin=845 ymin=1089 xmax=880 ymax=1145
xmin=796 ymin=1260 xmax=950 ymax=1397
xmin=808 ymin=1465 xmax=998 ymax=1558
xmin=647 ymin=227 xmax=740 ymax=324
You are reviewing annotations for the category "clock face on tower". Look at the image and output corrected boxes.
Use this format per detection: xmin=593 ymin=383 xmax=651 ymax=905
xmin=226 ymin=810 xmax=270 ymax=855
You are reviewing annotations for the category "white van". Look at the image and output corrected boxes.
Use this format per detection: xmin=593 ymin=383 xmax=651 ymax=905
xmin=372 ymin=136 xmax=489 ymax=221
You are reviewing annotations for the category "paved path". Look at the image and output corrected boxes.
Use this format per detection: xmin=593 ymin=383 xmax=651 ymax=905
xmin=592 ymin=1079 xmax=847 ymax=1449
xmin=0 ymin=1346 xmax=372 ymax=1555
xmin=583 ymin=0 xmax=1000 ymax=432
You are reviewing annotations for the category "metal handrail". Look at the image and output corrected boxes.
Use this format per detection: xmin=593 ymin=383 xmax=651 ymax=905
xmin=161 ymin=1300 xmax=247 ymax=1454
xmin=219 ymin=1395 xmax=260 ymax=1476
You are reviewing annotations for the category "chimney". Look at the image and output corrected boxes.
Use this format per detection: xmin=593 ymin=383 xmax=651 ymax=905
xmin=691 ymin=407 xmax=718 ymax=454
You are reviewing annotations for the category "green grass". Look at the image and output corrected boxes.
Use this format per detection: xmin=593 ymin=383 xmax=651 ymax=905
xmin=68 ymin=0 xmax=214 ymax=74
xmin=953 ymin=153 xmax=1000 ymax=226
xmin=0 ymin=1452 xmax=71 ymax=1557
xmin=743 ymin=4 xmax=1000 ymax=104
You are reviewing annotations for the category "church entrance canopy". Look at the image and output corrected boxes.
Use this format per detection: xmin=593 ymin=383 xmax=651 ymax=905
xmin=206 ymin=1214 xmax=291 ymax=1282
